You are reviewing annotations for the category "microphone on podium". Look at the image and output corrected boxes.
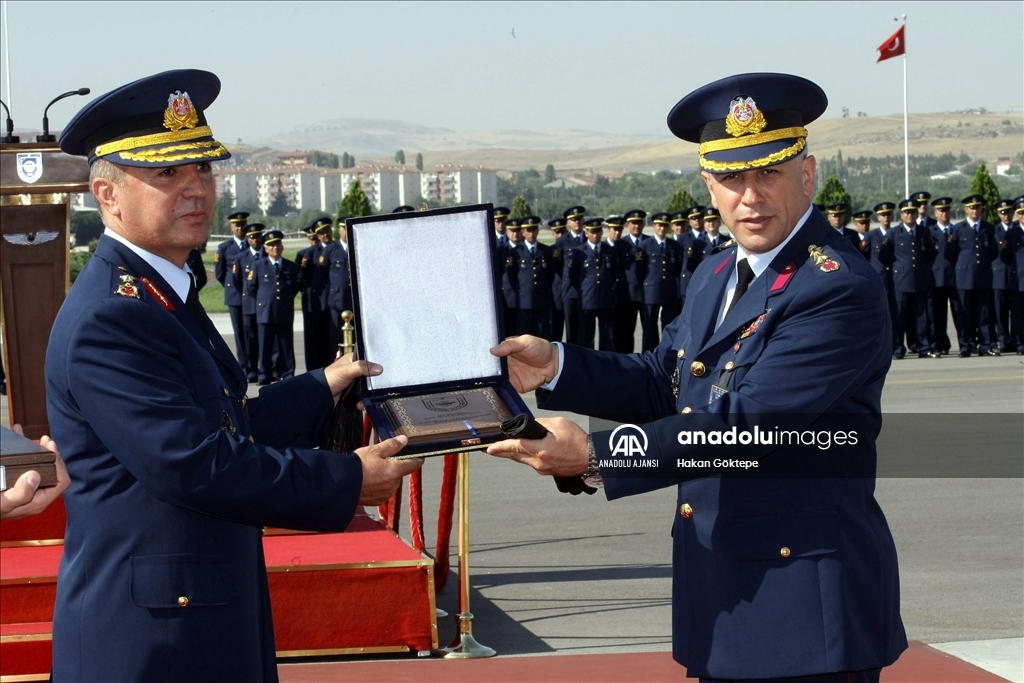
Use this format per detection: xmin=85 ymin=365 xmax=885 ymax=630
xmin=36 ymin=88 xmax=90 ymax=142
xmin=0 ymin=98 xmax=18 ymax=143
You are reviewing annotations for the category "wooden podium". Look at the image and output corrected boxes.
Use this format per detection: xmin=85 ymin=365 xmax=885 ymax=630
xmin=0 ymin=142 xmax=89 ymax=438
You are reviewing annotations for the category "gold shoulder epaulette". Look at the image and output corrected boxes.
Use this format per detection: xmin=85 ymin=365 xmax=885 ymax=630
xmin=808 ymin=244 xmax=840 ymax=272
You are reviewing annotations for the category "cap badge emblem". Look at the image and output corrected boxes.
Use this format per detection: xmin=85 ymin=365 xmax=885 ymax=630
xmin=725 ymin=97 xmax=767 ymax=137
xmin=164 ymin=90 xmax=199 ymax=132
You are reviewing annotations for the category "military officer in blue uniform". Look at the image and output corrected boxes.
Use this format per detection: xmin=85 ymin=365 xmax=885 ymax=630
xmin=494 ymin=206 xmax=510 ymax=247
xmin=51 ymin=69 xmax=420 ymax=683
xmin=557 ymin=206 xmax=588 ymax=344
xmin=605 ymin=215 xmax=633 ymax=351
xmin=326 ymin=216 xmax=352 ymax=356
xmin=992 ymin=198 xmax=1016 ymax=352
xmin=240 ymin=223 xmax=266 ymax=379
xmin=954 ymin=194 xmax=1000 ymax=356
xmin=215 ymin=211 xmax=251 ymax=376
xmin=299 ymin=217 xmax=335 ymax=369
xmin=701 ymin=206 xmax=728 ymax=250
xmin=640 ymin=212 xmax=683 ymax=351
xmin=928 ymin=197 xmax=961 ymax=354
xmin=826 ymin=203 xmax=862 ymax=251
xmin=675 ymin=210 xmax=707 ymax=312
xmin=615 ymin=209 xmax=648 ymax=352
xmin=296 ymin=222 xmax=323 ymax=371
xmin=686 ymin=205 xmax=705 ymax=235
xmin=891 ymin=200 xmax=939 ymax=358
xmin=548 ymin=218 xmax=568 ymax=342
xmin=512 ymin=216 xmax=554 ymax=339
xmin=248 ymin=230 xmax=300 ymax=383
xmin=571 ymin=217 xmax=617 ymax=350
xmin=851 ymin=210 xmax=872 ymax=256
xmin=865 ymin=202 xmax=899 ymax=355
xmin=488 ymin=73 xmax=906 ymax=683
xmin=499 ymin=218 xmax=522 ymax=336
xmin=911 ymin=190 xmax=937 ymax=229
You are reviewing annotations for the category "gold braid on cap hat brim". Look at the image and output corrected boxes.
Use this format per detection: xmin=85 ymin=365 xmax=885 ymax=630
xmin=116 ymin=141 xmax=230 ymax=164
xmin=700 ymin=138 xmax=806 ymax=173
xmin=94 ymin=126 xmax=214 ymax=157
xmin=698 ymin=125 xmax=808 ymax=173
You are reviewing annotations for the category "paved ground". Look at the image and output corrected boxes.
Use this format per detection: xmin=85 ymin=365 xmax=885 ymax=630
xmin=3 ymin=316 xmax=1022 ymax=681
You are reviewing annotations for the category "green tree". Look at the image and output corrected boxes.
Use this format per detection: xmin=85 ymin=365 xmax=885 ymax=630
xmin=814 ymin=175 xmax=853 ymax=219
xmin=666 ymin=187 xmax=696 ymax=214
xmin=340 ymin=180 xmax=373 ymax=218
xmin=415 ymin=153 xmax=424 ymax=171
xmin=969 ymin=162 xmax=1002 ymax=217
xmin=213 ymin=188 xmax=234 ymax=235
xmin=544 ymin=164 xmax=556 ymax=183
xmin=266 ymin=191 xmax=291 ymax=217
xmin=312 ymin=150 xmax=323 ymax=166
xmin=395 ymin=149 xmax=405 ymax=165
xmin=510 ymin=195 xmax=532 ymax=218
xmin=70 ymin=209 xmax=105 ymax=245
xmin=342 ymin=152 xmax=352 ymax=169
xmin=328 ymin=153 xmax=339 ymax=169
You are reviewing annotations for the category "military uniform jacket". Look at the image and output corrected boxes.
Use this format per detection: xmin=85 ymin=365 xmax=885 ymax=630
xmin=215 ymin=238 xmax=247 ymax=306
xmin=569 ymin=242 xmax=617 ymax=310
xmin=537 ymin=211 xmax=906 ymax=679
xmin=550 ymin=240 xmax=566 ymax=309
xmin=327 ymin=243 xmax=351 ymax=311
xmin=249 ymin=256 xmax=300 ymax=325
xmin=891 ymin=223 xmax=937 ymax=293
xmin=929 ymin=224 xmax=959 ymax=288
xmin=863 ymin=228 xmax=894 ymax=291
xmin=296 ymin=244 xmax=316 ymax=313
xmin=621 ymin=235 xmax=648 ymax=302
xmin=45 ymin=236 xmax=363 ymax=683
xmin=676 ymin=231 xmax=707 ymax=297
xmin=953 ymin=220 xmax=998 ymax=290
xmin=641 ymin=237 xmax=683 ymax=304
xmin=1007 ymin=224 xmax=1024 ymax=292
xmin=514 ymin=242 xmax=554 ymax=310
xmin=556 ymin=233 xmax=587 ymax=301
xmin=298 ymin=242 xmax=332 ymax=312
xmin=239 ymin=248 xmax=265 ymax=315
xmin=498 ymin=242 xmax=519 ymax=308
xmin=992 ymin=224 xmax=1014 ymax=290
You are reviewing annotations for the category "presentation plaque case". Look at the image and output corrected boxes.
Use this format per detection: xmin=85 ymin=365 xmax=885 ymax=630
xmin=348 ymin=204 xmax=532 ymax=458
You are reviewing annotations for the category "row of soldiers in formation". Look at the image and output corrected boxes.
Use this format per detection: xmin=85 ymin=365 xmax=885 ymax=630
xmin=213 ymin=213 xmax=351 ymax=384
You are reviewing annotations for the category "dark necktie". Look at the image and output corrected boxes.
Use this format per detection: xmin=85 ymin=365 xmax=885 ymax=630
xmin=186 ymin=273 xmax=206 ymax=330
xmin=274 ymin=261 xmax=281 ymax=276
xmin=725 ymin=258 xmax=754 ymax=317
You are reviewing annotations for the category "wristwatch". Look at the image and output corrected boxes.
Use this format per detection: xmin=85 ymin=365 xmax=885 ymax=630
xmin=581 ymin=434 xmax=603 ymax=489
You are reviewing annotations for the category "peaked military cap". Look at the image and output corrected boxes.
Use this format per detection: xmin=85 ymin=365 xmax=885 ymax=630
xmin=931 ymin=197 xmax=953 ymax=209
xmin=583 ymin=217 xmax=604 ymax=231
xmin=651 ymin=212 xmax=671 ymax=225
xmin=246 ymin=223 xmax=266 ymax=238
xmin=59 ymin=69 xmax=230 ymax=167
xmin=826 ymin=203 xmax=847 ymax=215
xmin=911 ymin=191 xmax=931 ymax=205
xmin=336 ymin=215 xmax=350 ymax=227
xmin=996 ymin=199 xmax=1015 ymax=213
xmin=505 ymin=218 xmax=522 ymax=230
xmin=852 ymin=210 xmax=873 ymax=223
xmin=961 ymin=194 xmax=984 ymax=207
xmin=564 ymin=205 xmax=586 ymax=220
xmin=520 ymin=215 xmax=541 ymax=229
xmin=667 ymin=73 xmax=827 ymax=173
xmin=228 ymin=211 xmax=249 ymax=224
xmin=494 ymin=206 xmax=510 ymax=220
xmin=605 ymin=215 xmax=624 ymax=228
xmin=874 ymin=202 xmax=896 ymax=215
xmin=392 ymin=205 xmax=415 ymax=213
xmin=312 ymin=217 xmax=333 ymax=233
xmin=624 ymin=209 xmax=647 ymax=222
xmin=302 ymin=223 xmax=318 ymax=237
xmin=686 ymin=205 xmax=706 ymax=219
xmin=1015 ymin=197 xmax=1024 ymax=214
xmin=703 ymin=207 xmax=721 ymax=220
xmin=263 ymin=230 xmax=284 ymax=245
xmin=548 ymin=217 xmax=567 ymax=231
xmin=898 ymin=199 xmax=917 ymax=212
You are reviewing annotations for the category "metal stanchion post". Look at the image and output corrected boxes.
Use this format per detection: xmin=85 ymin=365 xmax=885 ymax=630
xmin=438 ymin=451 xmax=495 ymax=658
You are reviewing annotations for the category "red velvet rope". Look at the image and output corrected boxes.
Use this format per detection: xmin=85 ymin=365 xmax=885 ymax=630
xmin=434 ymin=454 xmax=459 ymax=593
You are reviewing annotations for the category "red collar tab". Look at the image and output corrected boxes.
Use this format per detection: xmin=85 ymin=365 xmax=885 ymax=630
xmin=714 ymin=252 xmax=735 ymax=275
xmin=770 ymin=262 xmax=797 ymax=292
xmin=140 ymin=277 xmax=175 ymax=311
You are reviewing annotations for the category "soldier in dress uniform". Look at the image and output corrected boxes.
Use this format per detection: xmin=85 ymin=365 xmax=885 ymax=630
xmin=851 ymin=210 xmax=872 ymax=256
xmin=548 ymin=218 xmax=568 ymax=342
xmin=686 ymin=205 xmax=705 ymax=235
xmin=992 ymin=198 xmax=1016 ymax=352
xmin=701 ymin=206 xmax=728 ymax=251
xmin=570 ymin=217 xmax=617 ymax=350
xmin=605 ymin=215 xmax=632 ymax=352
xmin=296 ymin=222 xmax=322 ymax=371
xmin=249 ymin=230 xmax=300 ymax=384
xmin=826 ymin=203 xmax=862 ymax=251
xmin=616 ymin=209 xmax=648 ymax=352
xmin=911 ymin=191 xmax=937 ymax=229
xmin=953 ymin=194 xmax=1000 ymax=356
xmin=891 ymin=200 xmax=939 ymax=358
xmin=327 ymin=216 xmax=352 ymax=359
xmin=500 ymin=218 xmax=522 ymax=336
xmin=640 ymin=212 xmax=683 ymax=351
xmin=494 ymin=206 xmax=510 ymax=247
xmin=558 ymin=206 xmax=588 ymax=344
xmin=300 ymin=217 xmax=337 ymax=367
xmin=864 ymin=202 xmax=900 ymax=357
xmin=513 ymin=216 xmax=554 ymax=339
xmin=215 ymin=211 xmax=250 ymax=376
xmin=675 ymin=210 xmax=707 ymax=312
xmin=928 ymin=197 xmax=961 ymax=355
xmin=240 ymin=223 xmax=266 ymax=380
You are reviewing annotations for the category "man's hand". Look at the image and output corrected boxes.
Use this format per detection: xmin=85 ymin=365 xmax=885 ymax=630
xmin=490 ymin=335 xmax=559 ymax=393
xmin=322 ymin=353 xmax=382 ymax=401
xmin=1 ymin=426 xmax=71 ymax=520
xmin=486 ymin=417 xmax=589 ymax=477
xmin=355 ymin=435 xmax=423 ymax=506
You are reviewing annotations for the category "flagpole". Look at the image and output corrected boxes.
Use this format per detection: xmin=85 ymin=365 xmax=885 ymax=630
xmin=901 ymin=14 xmax=909 ymax=198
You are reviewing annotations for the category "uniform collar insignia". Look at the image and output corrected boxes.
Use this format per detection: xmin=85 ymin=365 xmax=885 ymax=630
xmin=725 ymin=97 xmax=767 ymax=137
xmin=808 ymin=244 xmax=840 ymax=272
xmin=115 ymin=273 xmax=141 ymax=299
xmin=141 ymin=277 xmax=175 ymax=311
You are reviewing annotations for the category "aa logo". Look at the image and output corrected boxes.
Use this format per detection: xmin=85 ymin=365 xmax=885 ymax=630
xmin=608 ymin=424 xmax=648 ymax=458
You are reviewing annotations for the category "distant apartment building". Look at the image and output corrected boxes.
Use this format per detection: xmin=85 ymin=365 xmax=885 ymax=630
xmin=420 ymin=165 xmax=497 ymax=205
xmin=217 ymin=170 xmax=259 ymax=209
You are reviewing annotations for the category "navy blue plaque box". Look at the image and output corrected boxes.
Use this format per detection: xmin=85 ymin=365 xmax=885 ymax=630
xmin=347 ymin=204 xmax=532 ymax=458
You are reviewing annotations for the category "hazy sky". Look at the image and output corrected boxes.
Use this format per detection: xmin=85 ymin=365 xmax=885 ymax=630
xmin=1 ymin=1 xmax=1021 ymax=143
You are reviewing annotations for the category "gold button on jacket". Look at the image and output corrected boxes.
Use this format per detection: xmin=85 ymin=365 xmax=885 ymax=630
xmin=680 ymin=503 xmax=693 ymax=519
xmin=178 ymin=596 xmax=189 ymax=607
xmin=690 ymin=361 xmax=705 ymax=377
xmin=780 ymin=547 xmax=791 ymax=558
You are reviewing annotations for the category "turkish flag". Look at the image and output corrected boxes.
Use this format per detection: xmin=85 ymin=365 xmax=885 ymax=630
xmin=877 ymin=25 xmax=906 ymax=62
